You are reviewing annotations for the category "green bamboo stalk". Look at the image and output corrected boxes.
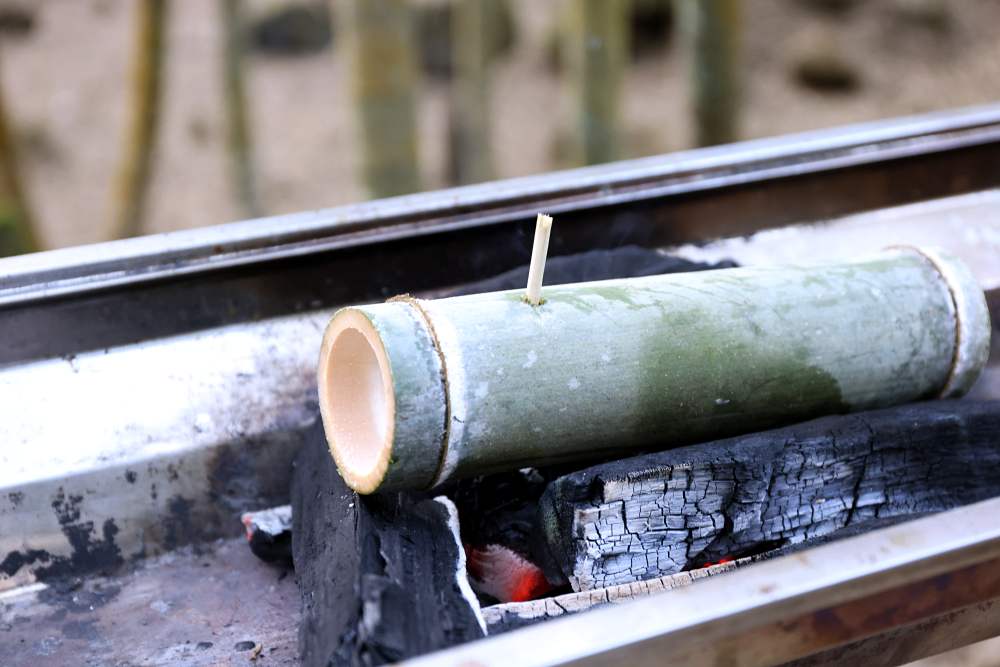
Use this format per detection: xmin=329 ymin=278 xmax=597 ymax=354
xmin=221 ymin=0 xmax=261 ymax=218
xmin=678 ymin=0 xmax=740 ymax=147
xmin=111 ymin=0 xmax=167 ymax=239
xmin=0 ymin=59 xmax=40 ymax=256
xmin=448 ymin=0 xmax=495 ymax=185
xmin=565 ymin=0 xmax=627 ymax=165
xmin=339 ymin=0 xmax=420 ymax=198
xmin=318 ymin=248 xmax=989 ymax=494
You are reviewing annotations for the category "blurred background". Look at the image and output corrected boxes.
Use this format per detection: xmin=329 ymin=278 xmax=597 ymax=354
xmin=0 ymin=0 xmax=997 ymax=256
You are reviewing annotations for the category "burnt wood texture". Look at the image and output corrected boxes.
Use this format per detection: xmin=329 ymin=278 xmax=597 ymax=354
xmin=541 ymin=401 xmax=1000 ymax=591
xmin=486 ymin=515 xmax=922 ymax=634
xmin=291 ymin=421 xmax=484 ymax=667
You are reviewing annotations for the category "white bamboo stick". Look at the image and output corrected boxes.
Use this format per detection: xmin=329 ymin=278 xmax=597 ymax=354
xmin=525 ymin=214 xmax=553 ymax=306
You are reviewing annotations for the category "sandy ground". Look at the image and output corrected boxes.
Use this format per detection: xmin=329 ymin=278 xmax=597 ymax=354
xmin=2 ymin=0 xmax=1000 ymax=249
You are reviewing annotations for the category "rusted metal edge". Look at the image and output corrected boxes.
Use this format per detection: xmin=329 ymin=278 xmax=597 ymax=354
xmin=406 ymin=496 xmax=1000 ymax=667
xmin=2 ymin=103 xmax=1000 ymax=308
xmin=783 ymin=599 xmax=1000 ymax=667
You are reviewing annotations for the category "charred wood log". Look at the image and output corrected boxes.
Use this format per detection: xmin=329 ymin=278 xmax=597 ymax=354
xmin=241 ymin=504 xmax=293 ymax=566
xmin=540 ymin=401 xmax=1000 ymax=591
xmin=291 ymin=421 xmax=484 ymax=667
xmin=488 ymin=515 xmax=922 ymax=633
xmin=484 ymin=557 xmax=745 ymax=634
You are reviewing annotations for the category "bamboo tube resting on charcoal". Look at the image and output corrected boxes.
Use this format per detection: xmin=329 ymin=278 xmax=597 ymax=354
xmin=317 ymin=246 xmax=990 ymax=494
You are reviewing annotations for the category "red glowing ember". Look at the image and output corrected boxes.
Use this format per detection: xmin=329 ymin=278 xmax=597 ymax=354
xmin=465 ymin=544 xmax=552 ymax=603
xmin=240 ymin=512 xmax=255 ymax=541
xmin=700 ymin=556 xmax=734 ymax=569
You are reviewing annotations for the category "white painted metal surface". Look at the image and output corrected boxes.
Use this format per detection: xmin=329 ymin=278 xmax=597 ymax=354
xmin=0 ymin=312 xmax=326 ymax=589
xmin=674 ymin=189 xmax=1000 ymax=289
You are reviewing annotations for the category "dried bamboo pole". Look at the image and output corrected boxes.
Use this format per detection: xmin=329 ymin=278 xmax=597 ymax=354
xmin=678 ymin=0 xmax=740 ymax=147
xmin=448 ymin=0 xmax=496 ymax=185
xmin=111 ymin=0 xmax=167 ymax=239
xmin=221 ymin=0 xmax=261 ymax=218
xmin=339 ymin=0 xmax=420 ymax=198
xmin=0 ymin=56 xmax=40 ymax=256
xmin=565 ymin=0 xmax=627 ymax=165
xmin=317 ymin=247 xmax=990 ymax=494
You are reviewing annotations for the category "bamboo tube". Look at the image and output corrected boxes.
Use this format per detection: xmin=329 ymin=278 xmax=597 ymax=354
xmin=339 ymin=0 xmax=420 ymax=198
xmin=221 ymin=0 xmax=261 ymax=218
xmin=678 ymin=0 xmax=740 ymax=147
xmin=0 ymin=54 xmax=40 ymax=256
xmin=111 ymin=0 xmax=167 ymax=239
xmin=448 ymin=0 xmax=495 ymax=185
xmin=317 ymin=247 xmax=990 ymax=494
xmin=565 ymin=0 xmax=627 ymax=165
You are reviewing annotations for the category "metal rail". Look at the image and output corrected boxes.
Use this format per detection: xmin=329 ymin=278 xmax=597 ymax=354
xmin=3 ymin=104 xmax=1000 ymax=364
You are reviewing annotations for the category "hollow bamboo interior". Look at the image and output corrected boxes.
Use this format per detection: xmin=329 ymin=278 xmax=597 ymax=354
xmin=317 ymin=309 xmax=396 ymax=494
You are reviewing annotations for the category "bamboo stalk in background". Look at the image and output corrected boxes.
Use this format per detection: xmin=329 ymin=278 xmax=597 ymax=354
xmin=565 ymin=0 xmax=627 ymax=165
xmin=222 ymin=0 xmax=261 ymax=218
xmin=448 ymin=0 xmax=495 ymax=185
xmin=678 ymin=0 xmax=740 ymax=147
xmin=339 ymin=0 xmax=420 ymax=199
xmin=0 ymin=58 xmax=40 ymax=256
xmin=111 ymin=0 xmax=167 ymax=239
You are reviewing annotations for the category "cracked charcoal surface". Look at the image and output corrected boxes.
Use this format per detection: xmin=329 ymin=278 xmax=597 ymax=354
xmin=485 ymin=514 xmax=921 ymax=633
xmin=541 ymin=401 xmax=1000 ymax=591
xmin=483 ymin=558 xmax=744 ymax=634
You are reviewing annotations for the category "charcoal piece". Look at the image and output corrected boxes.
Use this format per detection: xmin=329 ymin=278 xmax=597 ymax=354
xmin=448 ymin=246 xmax=736 ymax=296
xmin=292 ymin=421 xmax=484 ymax=667
xmin=540 ymin=401 xmax=1000 ymax=591
xmin=486 ymin=514 xmax=925 ymax=633
xmin=292 ymin=421 xmax=360 ymax=666
xmin=241 ymin=505 xmax=293 ymax=566
xmin=483 ymin=558 xmax=744 ymax=635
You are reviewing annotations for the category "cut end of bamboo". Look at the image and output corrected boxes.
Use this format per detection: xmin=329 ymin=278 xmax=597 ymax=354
xmin=893 ymin=245 xmax=992 ymax=398
xmin=317 ymin=309 xmax=396 ymax=494
xmin=525 ymin=213 xmax=553 ymax=306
